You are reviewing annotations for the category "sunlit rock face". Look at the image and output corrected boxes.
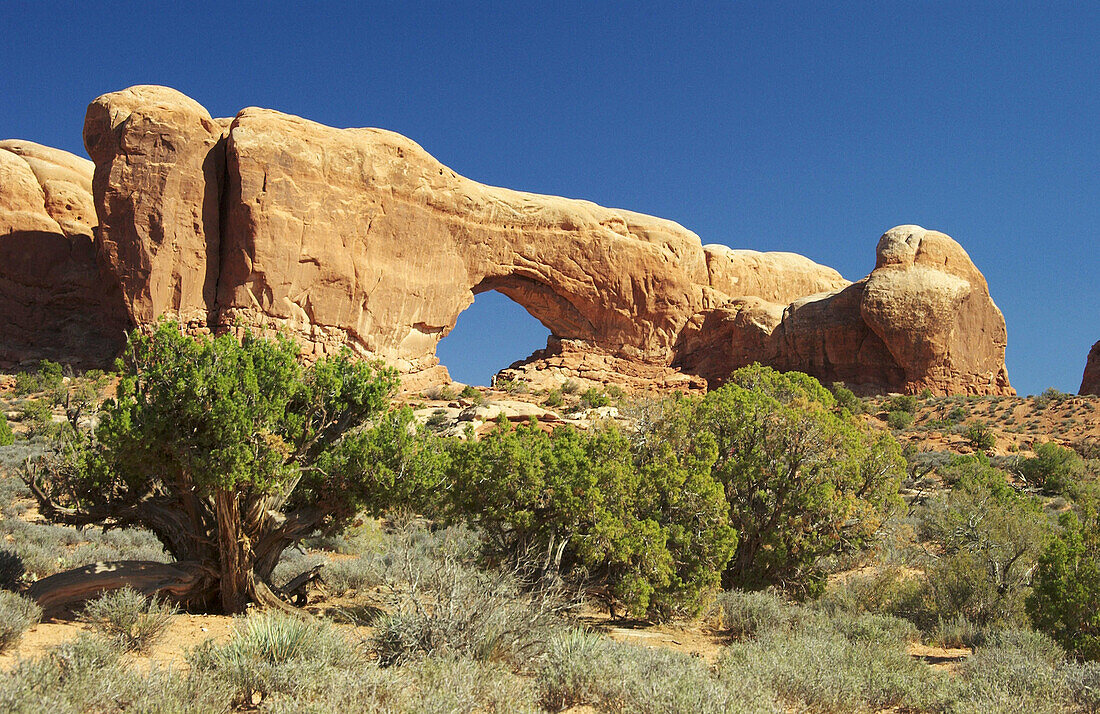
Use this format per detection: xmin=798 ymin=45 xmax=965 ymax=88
xmin=0 ymin=86 xmax=1014 ymax=395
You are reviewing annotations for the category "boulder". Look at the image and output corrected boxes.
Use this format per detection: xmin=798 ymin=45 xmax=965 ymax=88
xmin=1082 ymin=341 xmax=1100 ymax=396
xmin=0 ymin=140 xmax=128 ymax=367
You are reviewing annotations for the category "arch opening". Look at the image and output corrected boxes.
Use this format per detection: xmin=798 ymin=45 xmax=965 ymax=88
xmin=435 ymin=289 xmax=552 ymax=386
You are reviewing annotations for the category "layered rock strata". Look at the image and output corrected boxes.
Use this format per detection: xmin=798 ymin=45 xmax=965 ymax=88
xmin=0 ymin=85 xmax=1013 ymax=395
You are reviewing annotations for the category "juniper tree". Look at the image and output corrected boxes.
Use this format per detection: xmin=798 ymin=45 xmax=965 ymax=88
xmin=24 ymin=322 xmax=443 ymax=613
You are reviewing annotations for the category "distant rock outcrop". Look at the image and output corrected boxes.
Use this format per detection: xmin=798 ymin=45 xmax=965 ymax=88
xmin=1082 ymin=342 xmax=1100 ymax=396
xmin=0 ymin=139 xmax=128 ymax=367
xmin=0 ymin=85 xmax=1014 ymax=395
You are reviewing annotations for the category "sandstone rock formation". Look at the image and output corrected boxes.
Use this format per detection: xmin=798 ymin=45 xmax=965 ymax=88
xmin=1081 ymin=341 xmax=1100 ymax=396
xmin=0 ymin=85 xmax=1014 ymax=395
xmin=0 ymin=139 xmax=128 ymax=367
xmin=83 ymin=86 xmax=227 ymax=330
xmin=676 ymin=226 xmax=1013 ymax=395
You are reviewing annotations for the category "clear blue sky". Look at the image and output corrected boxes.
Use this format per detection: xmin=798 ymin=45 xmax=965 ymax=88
xmin=3 ymin=2 xmax=1096 ymax=395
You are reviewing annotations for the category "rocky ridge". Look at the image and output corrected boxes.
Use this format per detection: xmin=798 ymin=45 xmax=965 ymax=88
xmin=1082 ymin=342 xmax=1100 ymax=396
xmin=0 ymin=85 xmax=1013 ymax=395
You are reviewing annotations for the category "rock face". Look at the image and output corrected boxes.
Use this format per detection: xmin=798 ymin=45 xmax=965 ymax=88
xmin=676 ymin=226 xmax=1013 ymax=395
xmin=0 ymin=85 xmax=1014 ymax=395
xmin=0 ymin=139 xmax=128 ymax=367
xmin=83 ymin=86 xmax=227 ymax=330
xmin=1082 ymin=342 xmax=1100 ymax=396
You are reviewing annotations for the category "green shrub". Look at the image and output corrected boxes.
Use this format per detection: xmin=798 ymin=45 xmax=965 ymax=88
xmin=80 ymin=587 xmax=176 ymax=652
xmin=13 ymin=360 xmax=64 ymax=396
xmin=605 ymin=384 xmax=626 ymax=401
xmin=426 ymin=409 xmax=451 ymax=430
xmin=496 ymin=377 xmax=528 ymax=394
xmin=0 ymin=590 xmax=40 ymax=652
xmin=579 ymin=387 xmax=610 ymax=409
xmin=560 ymin=379 xmax=581 ymax=395
xmin=1028 ymin=509 xmax=1100 ymax=659
xmin=887 ymin=410 xmax=914 ymax=430
xmin=888 ymin=394 xmax=919 ymax=415
xmin=830 ymin=382 xmax=864 ymax=414
xmin=0 ymin=412 xmax=13 ymax=447
xmin=543 ymin=388 xmax=563 ymax=407
xmin=917 ymin=462 xmax=1051 ymax=629
xmin=1021 ymin=442 xmax=1086 ymax=496
xmin=459 ymin=384 xmax=480 ymax=399
xmin=965 ymin=421 xmax=996 ymax=452
xmin=445 ymin=420 xmax=734 ymax=619
xmin=18 ymin=399 xmax=53 ymax=439
xmin=658 ymin=364 xmax=905 ymax=596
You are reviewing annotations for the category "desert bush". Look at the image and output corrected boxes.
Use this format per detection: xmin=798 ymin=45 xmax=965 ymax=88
xmin=649 ymin=364 xmax=905 ymax=596
xmin=1028 ymin=508 xmax=1100 ymax=659
xmin=189 ymin=611 xmax=366 ymax=704
xmin=889 ymin=394 xmax=919 ymax=415
xmin=0 ymin=633 xmax=230 ymax=714
xmin=560 ymin=379 xmax=581 ymax=395
xmin=422 ymin=383 xmax=457 ymax=401
xmin=820 ymin=566 xmax=925 ymax=622
xmin=18 ymin=399 xmax=53 ymax=439
xmin=917 ymin=462 xmax=1051 ymax=629
xmin=445 ymin=420 xmax=734 ymax=619
xmin=13 ymin=360 xmax=64 ymax=396
xmin=965 ymin=420 xmax=996 ymax=452
xmin=80 ymin=587 xmax=176 ymax=652
xmin=929 ymin=614 xmax=988 ymax=649
xmin=540 ymin=629 xmax=781 ymax=714
xmin=369 ymin=528 xmax=570 ymax=667
xmin=887 ymin=409 xmax=914 ymax=430
xmin=458 ymin=384 xmax=480 ymax=400
xmin=579 ymin=387 xmax=610 ymax=409
xmin=712 ymin=589 xmax=796 ymax=638
xmin=953 ymin=630 xmax=1075 ymax=713
xmin=1021 ymin=441 xmax=1086 ymax=496
xmin=718 ymin=617 xmax=949 ymax=712
xmin=425 ymin=408 xmax=450 ymax=430
xmin=0 ymin=590 xmax=40 ymax=652
xmin=829 ymin=382 xmax=864 ymax=414
xmin=496 ymin=377 xmax=528 ymax=394
xmin=1064 ymin=661 xmax=1100 ymax=714
xmin=543 ymin=388 xmax=564 ymax=407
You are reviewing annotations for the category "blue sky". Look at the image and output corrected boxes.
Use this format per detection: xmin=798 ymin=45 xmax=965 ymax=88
xmin=3 ymin=2 xmax=1096 ymax=394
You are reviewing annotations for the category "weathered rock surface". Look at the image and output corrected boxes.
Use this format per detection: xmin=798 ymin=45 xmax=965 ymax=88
xmin=675 ymin=226 xmax=1013 ymax=395
xmin=1082 ymin=342 xmax=1100 ymax=396
xmin=0 ymin=85 xmax=1013 ymax=395
xmin=83 ymin=85 xmax=226 ymax=329
xmin=0 ymin=139 xmax=128 ymax=367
